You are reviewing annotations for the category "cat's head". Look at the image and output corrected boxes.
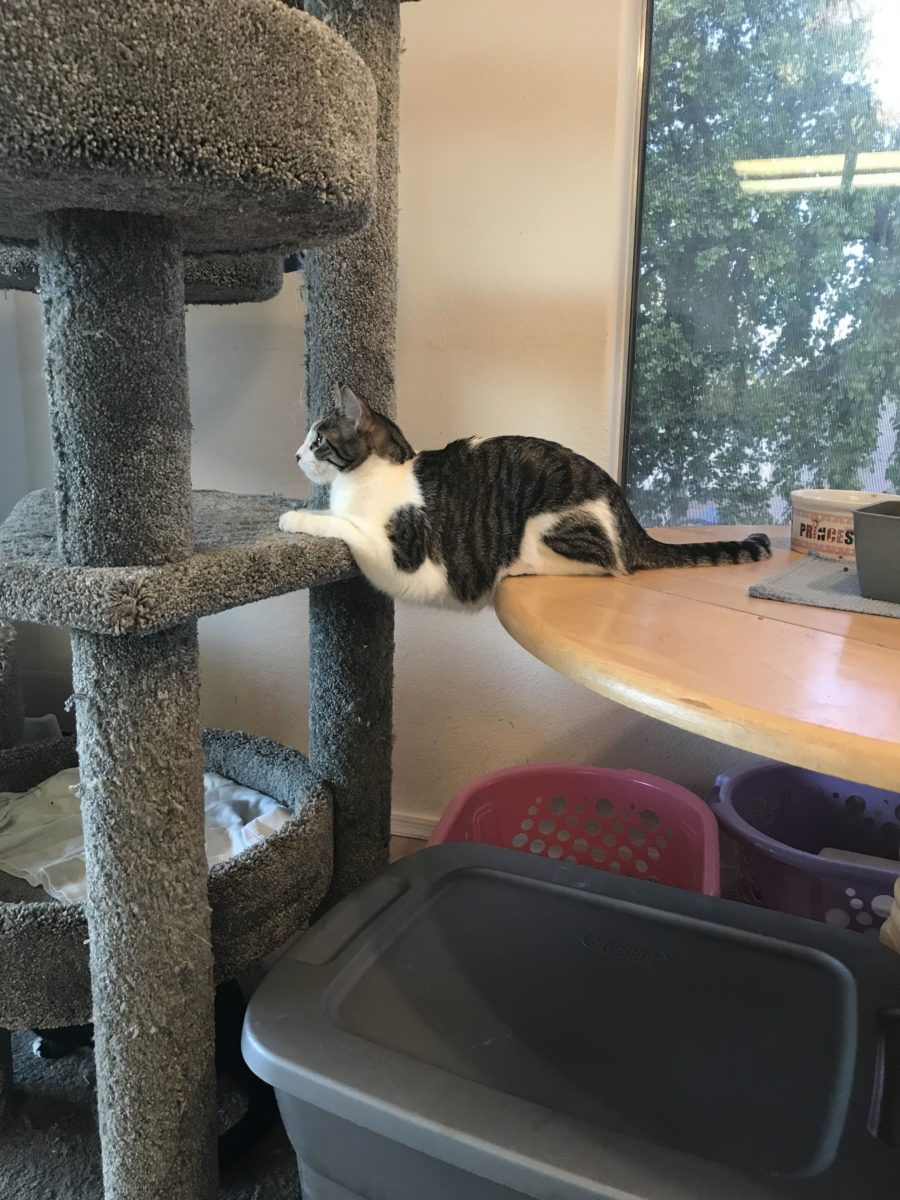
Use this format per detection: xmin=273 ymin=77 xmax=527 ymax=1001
xmin=295 ymin=384 xmax=415 ymax=484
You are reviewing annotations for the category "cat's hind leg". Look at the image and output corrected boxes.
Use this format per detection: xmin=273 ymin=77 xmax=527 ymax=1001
xmin=539 ymin=510 xmax=623 ymax=575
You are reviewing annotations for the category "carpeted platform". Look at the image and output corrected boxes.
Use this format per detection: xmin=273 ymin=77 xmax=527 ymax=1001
xmin=0 ymin=490 xmax=356 ymax=635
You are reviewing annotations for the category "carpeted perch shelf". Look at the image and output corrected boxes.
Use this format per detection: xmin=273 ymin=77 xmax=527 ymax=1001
xmin=0 ymin=239 xmax=288 ymax=306
xmin=0 ymin=0 xmax=413 ymax=1196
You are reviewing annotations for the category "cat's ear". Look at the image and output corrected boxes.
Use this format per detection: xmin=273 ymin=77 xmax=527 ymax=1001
xmin=338 ymin=384 xmax=374 ymax=432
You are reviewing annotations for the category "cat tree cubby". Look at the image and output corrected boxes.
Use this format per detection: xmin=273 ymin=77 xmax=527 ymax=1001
xmin=0 ymin=1 xmax=407 ymax=1196
xmin=0 ymin=729 xmax=333 ymax=1029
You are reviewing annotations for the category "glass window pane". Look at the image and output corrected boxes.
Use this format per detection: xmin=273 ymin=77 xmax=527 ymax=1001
xmin=624 ymin=0 xmax=900 ymax=526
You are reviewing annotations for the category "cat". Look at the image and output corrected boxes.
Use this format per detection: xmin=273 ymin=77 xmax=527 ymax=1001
xmin=278 ymin=384 xmax=771 ymax=606
xmin=30 ymin=979 xmax=277 ymax=1167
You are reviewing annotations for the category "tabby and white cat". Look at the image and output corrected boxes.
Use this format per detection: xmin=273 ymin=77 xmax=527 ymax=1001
xmin=279 ymin=385 xmax=771 ymax=606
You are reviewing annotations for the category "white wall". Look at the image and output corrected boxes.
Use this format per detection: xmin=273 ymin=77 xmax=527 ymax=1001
xmin=0 ymin=0 xmax=756 ymax=828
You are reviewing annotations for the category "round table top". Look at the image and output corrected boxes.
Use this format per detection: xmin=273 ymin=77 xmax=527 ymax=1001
xmin=495 ymin=526 xmax=900 ymax=790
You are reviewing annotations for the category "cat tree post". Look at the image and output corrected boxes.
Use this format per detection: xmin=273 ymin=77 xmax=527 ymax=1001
xmin=303 ymin=0 xmax=402 ymax=898
xmin=39 ymin=210 xmax=216 ymax=1200
xmin=0 ymin=626 xmax=24 ymax=1119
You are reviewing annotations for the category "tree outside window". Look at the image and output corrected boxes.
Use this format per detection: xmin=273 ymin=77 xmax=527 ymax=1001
xmin=624 ymin=0 xmax=900 ymax=526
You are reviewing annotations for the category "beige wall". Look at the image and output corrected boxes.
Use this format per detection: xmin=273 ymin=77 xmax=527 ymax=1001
xmin=0 ymin=0 xmax=757 ymax=832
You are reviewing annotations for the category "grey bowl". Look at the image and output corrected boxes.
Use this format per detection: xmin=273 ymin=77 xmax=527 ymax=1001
xmin=854 ymin=500 xmax=900 ymax=604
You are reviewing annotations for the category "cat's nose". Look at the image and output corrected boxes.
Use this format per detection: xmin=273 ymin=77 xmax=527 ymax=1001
xmin=295 ymin=453 xmax=301 ymax=462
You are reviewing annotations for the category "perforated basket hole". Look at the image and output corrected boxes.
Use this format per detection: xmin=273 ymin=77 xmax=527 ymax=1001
xmin=603 ymin=832 xmax=616 ymax=847
xmin=596 ymin=798 xmax=614 ymax=818
xmin=635 ymin=859 xmax=648 ymax=873
xmin=538 ymin=819 xmax=556 ymax=835
xmin=583 ymin=818 xmax=599 ymax=836
xmin=573 ymin=837 xmax=589 ymax=854
xmin=609 ymin=861 xmax=621 ymax=873
xmin=612 ymin=820 xmax=624 ymax=834
xmin=590 ymin=846 xmax=606 ymax=864
xmin=618 ymin=845 xmax=633 ymax=862
xmin=528 ymin=805 xmax=539 ymax=816
xmin=628 ymin=827 xmax=646 ymax=846
xmin=512 ymin=833 xmax=528 ymax=848
xmin=557 ymin=829 xmax=570 ymax=842
xmin=640 ymin=808 xmax=661 ymax=831
xmin=549 ymin=796 xmax=567 ymax=815
xmin=845 ymin=795 xmax=866 ymax=817
xmin=548 ymin=844 xmax=563 ymax=860
xmin=530 ymin=839 xmax=546 ymax=854
xmin=566 ymin=815 xmax=578 ymax=828
xmin=647 ymin=846 xmax=660 ymax=862
xmin=520 ymin=819 xmax=533 ymax=831
xmin=873 ymin=894 xmax=895 ymax=919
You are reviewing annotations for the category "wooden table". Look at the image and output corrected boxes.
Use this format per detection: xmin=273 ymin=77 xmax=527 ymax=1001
xmin=495 ymin=526 xmax=900 ymax=790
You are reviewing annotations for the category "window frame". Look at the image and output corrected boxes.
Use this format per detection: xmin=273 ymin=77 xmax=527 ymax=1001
xmin=609 ymin=0 xmax=655 ymax=486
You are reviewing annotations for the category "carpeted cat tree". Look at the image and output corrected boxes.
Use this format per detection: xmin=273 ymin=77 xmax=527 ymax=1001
xmin=0 ymin=1 xmax=412 ymax=1196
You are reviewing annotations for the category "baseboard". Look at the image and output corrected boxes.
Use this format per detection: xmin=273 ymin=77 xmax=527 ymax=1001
xmin=391 ymin=809 xmax=438 ymax=841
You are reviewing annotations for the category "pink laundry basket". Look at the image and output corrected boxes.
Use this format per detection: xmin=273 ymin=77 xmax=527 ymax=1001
xmin=430 ymin=764 xmax=720 ymax=895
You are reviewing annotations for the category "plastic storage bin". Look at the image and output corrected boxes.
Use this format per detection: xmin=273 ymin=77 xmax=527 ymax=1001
xmin=244 ymin=844 xmax=900 ymax=1200
xmin=709 ymin=762 xmax=900 ymax=931
xmin=430 ymin=764 xmax=719 ymax=895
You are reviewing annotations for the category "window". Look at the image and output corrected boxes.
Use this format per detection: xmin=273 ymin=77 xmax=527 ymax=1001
xmin=623 ymin=0 xmax=900 ymax=527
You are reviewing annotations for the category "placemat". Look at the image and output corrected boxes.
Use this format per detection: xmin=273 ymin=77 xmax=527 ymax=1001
xmin=749 ymin=553 xmax=900 ymax=619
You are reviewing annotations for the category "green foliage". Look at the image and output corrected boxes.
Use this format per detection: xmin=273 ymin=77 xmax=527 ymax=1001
xmin=625 ymin=0 xmax=900 ymax=525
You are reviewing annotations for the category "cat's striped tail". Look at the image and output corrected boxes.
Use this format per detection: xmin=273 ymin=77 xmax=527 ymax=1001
xmin=635 ymin=530 xmax=772 ymax=570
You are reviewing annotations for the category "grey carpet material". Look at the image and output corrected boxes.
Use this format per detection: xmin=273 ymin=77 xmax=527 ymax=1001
xmin=37 ymin=201 xmax=218 ymax=1198
xmin=0 ymin=625 xmax=24 ymax=751
xmin=1 ymin=0 xmax=407 ymax=1191
xmin=0 ymin=240 xmax=35 ymax=291
xmin=0 ymin=0 xmax=376 ymax=252
xmin=41 ymin=210 xmax=193 ymax=568
xmin=180 ymin=253 xmax=285 ymax=306
xmin=203 ymin=729 xmax=333 ymax=981
xmin=749 ymin=553 xmax=900 ymax=619
xmin=71 ymin=623 xmax=217 ymax=1200
xmin=0 ymin=1029 xmax=302 ymax=1200
xmin=1 ymin=240 xmax=285 ymax=305
xmin=301 ymin=0 xmax=402 ymax=900
xmin=0 ymin=739 xmax=91 ymax=1031
xmin=0 ymin=729 xmax=332 ymax=1029
xmin=0 ymin=489 xmax=356 ymax=635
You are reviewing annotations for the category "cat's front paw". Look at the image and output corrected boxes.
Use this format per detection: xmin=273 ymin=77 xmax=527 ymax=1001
xmin=279 ymin=510 xmax=312 ymax=535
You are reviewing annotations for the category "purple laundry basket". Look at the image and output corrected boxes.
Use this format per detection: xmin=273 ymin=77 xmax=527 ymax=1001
xmin=708 ymin=763 xmax=900 ymax=934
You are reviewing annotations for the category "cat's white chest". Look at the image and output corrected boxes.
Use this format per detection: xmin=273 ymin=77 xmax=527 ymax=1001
xmin=330 ymin=457 xmax=422 ymax=523
xmin=329 ymin=459 xmax=456 ymax=606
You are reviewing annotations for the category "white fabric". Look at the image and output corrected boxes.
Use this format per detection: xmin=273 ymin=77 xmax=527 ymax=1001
xmin=0 ymin=768 xmax=291 ymax=905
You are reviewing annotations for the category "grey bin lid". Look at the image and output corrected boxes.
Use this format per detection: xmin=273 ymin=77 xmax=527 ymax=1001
xmin=244 ymin=844 xmax=900 ymax=1200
